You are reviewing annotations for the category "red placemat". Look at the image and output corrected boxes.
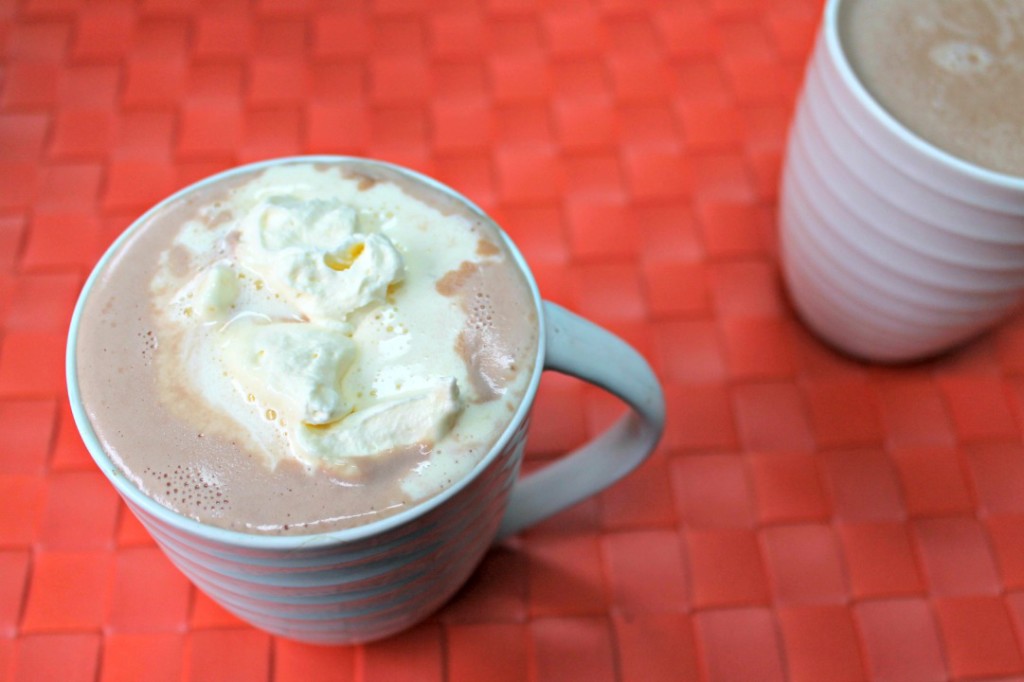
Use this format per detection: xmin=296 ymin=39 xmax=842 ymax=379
xmin=4 ymin=0 xmax=1024 ymax=680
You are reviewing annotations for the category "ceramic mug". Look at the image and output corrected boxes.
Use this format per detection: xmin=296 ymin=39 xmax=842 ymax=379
xmin=779 ymin=0 xmax=1024 ymax=363
xmin=66 ymin=156 xmax=665 ymax=645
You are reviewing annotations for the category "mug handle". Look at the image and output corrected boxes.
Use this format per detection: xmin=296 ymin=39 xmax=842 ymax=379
xmin=496 ymin=301 xmax=666 ymax=540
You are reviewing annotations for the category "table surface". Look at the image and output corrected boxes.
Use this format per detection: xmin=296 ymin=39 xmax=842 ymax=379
xmin=5 ymin=0 xmax=1024 ymax=680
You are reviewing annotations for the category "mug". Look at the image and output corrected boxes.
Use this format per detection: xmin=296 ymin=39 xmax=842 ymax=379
xmin=779 ymin=0 xmax=1024 ymax=363
xmin=66 ymin=156 xmax=665 ymax=645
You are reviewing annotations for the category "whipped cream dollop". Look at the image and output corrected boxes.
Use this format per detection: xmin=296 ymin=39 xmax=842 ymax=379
xmin=237 ymin=196 xmax=405 ymax=320
xmin=150 ymin=164 xmax=524 ymax=496
xmin=220 ymin=319 xmax=357 ymax=426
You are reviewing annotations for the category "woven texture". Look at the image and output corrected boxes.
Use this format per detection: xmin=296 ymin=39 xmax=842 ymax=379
xmin=5 ymin=0 xmax=1024 ymax=680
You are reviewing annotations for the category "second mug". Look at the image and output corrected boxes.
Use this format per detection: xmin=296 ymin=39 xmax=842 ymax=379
xmin=779 ymin=0 xmax=1024 ymax=363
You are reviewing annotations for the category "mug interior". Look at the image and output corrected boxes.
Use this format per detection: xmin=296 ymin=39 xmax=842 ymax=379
xmin=66 ymin=155 xmax=547 ymax=551
xmin=823 ymin=0 xmax=1024 ymax=192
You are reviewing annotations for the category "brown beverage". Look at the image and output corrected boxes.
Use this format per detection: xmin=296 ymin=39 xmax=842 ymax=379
xmin=74 ymin=160 xmax=539 ymax=535
xmin=840 ymin=0 xmax=1024 ymax=177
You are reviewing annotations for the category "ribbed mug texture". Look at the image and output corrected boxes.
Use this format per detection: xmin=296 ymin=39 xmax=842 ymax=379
xmin=119 ymin=418 xmax=530 ymax=645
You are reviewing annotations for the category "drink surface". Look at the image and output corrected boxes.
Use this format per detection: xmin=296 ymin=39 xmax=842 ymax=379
xmin=76 ymin=160 xmax=539 ymax=535
xmin=840 ymin=0 xmax=1024 ymax=177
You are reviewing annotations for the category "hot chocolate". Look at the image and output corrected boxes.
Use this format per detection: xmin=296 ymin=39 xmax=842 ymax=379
xmin=74 ymin=160 xmax=539 ymax=535
xmin=840 ymin=0 xmax=1024 ymax=177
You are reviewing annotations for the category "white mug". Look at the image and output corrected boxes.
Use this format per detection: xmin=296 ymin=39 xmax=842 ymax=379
xmin=67 ymin=156 xmax=665 ymax=645
xmin=779 ymin=0 xmax=1024 ymax=362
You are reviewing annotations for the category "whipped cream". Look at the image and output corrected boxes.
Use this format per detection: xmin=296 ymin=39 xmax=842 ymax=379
xmin=237 ymin=196 xmax=404 ymax=321
xmin=150 ymin=164 xmax=525 ymax=499
xmin=220 ymin=319 xmax=357 ymax=427
xmin=295 ymin=377 xmax=462 ymax=463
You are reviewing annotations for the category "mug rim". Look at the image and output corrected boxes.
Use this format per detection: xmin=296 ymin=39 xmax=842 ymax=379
xmin=824 ymin=0 xmax=1024 ymax=191
xmin=66 ymin=154 xmax=548 ymax=551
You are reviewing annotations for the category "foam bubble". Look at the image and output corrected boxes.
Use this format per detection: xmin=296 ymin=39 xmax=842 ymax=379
xmin=468 ymin=291 xmax=495 ymax=333
xmin=145 ymin=464 xmax=230 ymax=513
xmin=930 ymin=41 xmax=994 ymax=74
